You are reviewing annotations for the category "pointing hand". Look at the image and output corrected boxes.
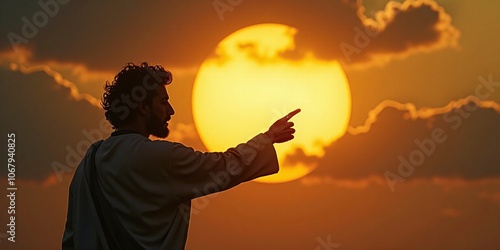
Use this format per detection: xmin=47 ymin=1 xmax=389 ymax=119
xmin=264 ymin=108 xmax=301 ymax=143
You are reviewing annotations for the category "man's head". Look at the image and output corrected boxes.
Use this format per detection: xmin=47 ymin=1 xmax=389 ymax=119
xmin=101 ymin=62 xmax=175 ymax=138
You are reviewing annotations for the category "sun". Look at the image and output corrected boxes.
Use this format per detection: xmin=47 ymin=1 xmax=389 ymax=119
xmin=192 ymin=23 xmax=351 ymax=183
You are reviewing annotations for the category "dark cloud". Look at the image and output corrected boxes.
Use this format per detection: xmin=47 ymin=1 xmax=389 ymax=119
xmin=299 ymin=98 xmax=500 ymax=181
xmin=0 ymin=0 xmax=458 ymax=71
xmin=0 ymin=66 xmax=111 ymax=182
xmin=279 ymin=0 xmax=459 ymax=65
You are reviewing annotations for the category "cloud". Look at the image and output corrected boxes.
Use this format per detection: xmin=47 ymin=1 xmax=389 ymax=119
xmin=0 ymin=48 xmax=114 ymax=100
xmin=185 ymin=174 xmax=500 ymax=249
xmin=279 ymin=0 xmax=460 ymax=67
xmin=1 ymin=0 xmax=459 ymax=71
xmin=296 ymin=96 xmax=500 ymax=182
xmin=0 ymin=61 xmax=202 ymax=184
xmin=0 ymin=64 xmax=112 ymax=182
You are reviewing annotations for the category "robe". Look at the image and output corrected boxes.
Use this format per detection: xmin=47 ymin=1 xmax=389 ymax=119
xmin=62 ymin=130 xmax=279 ymax=249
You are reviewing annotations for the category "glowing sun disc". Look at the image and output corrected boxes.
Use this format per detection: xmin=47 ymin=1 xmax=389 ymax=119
xmin=192 ymin=23 xmax=351 ymax=183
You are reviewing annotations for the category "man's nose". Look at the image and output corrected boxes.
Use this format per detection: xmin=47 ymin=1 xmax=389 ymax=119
xmin=168 ymin=104 xmax=175 ymax=116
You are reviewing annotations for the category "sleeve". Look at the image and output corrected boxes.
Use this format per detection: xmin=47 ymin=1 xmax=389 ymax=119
xmin=167 ymin=133 xmax=279 ymax=200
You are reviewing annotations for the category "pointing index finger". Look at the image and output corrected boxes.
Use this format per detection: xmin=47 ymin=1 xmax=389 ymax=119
xmin=284 ymin=108 xmax=301 ymax=121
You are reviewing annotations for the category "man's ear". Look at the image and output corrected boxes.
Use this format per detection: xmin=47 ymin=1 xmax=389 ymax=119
xmin=138 ymin=102 xmax=150 ymax=116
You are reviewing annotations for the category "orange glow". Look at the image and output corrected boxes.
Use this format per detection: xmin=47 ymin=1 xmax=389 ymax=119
xmin=193 ymin=24 xmax=351 ymax=183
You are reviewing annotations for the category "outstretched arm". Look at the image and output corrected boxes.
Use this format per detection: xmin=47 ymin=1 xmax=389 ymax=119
xmin=165 ymin=108 xmax=302 ymax=200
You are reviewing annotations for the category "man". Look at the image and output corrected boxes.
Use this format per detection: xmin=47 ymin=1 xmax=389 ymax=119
xmin=62 ymin=62 xmax=300 ymax=249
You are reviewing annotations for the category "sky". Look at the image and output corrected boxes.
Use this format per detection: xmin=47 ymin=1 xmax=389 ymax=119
xmin=1 ymin=0 xmax=500 ymax=249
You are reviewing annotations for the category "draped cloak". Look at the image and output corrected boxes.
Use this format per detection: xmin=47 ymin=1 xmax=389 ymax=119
xmin=62 ymin=131 xmax=279 ymax=249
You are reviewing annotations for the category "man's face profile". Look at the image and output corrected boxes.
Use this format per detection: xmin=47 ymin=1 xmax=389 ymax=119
xmin=145 ymin=85 xmax=175 ymax=138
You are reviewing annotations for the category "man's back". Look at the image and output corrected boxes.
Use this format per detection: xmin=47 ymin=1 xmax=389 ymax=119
xmin=63 ymin=130 xmax=279 ymax=249
xmin=95 ymin=131 xmax=190 ymax=249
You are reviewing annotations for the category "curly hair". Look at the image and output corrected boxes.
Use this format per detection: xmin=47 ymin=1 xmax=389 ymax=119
xmin=101 ymin=62 xmax=172 ymax=129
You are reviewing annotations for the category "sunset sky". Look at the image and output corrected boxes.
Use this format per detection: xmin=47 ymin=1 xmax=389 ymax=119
xmin=1 ymin=0 xmax=500 ymax=249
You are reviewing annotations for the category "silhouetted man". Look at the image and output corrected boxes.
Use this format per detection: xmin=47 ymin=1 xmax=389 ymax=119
xmin=62 ymin=62 xmax=300 ymax=249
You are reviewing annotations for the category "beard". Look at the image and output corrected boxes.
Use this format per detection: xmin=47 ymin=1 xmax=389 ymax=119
xmin=146 ymin=113 xmax=169 ymax=138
